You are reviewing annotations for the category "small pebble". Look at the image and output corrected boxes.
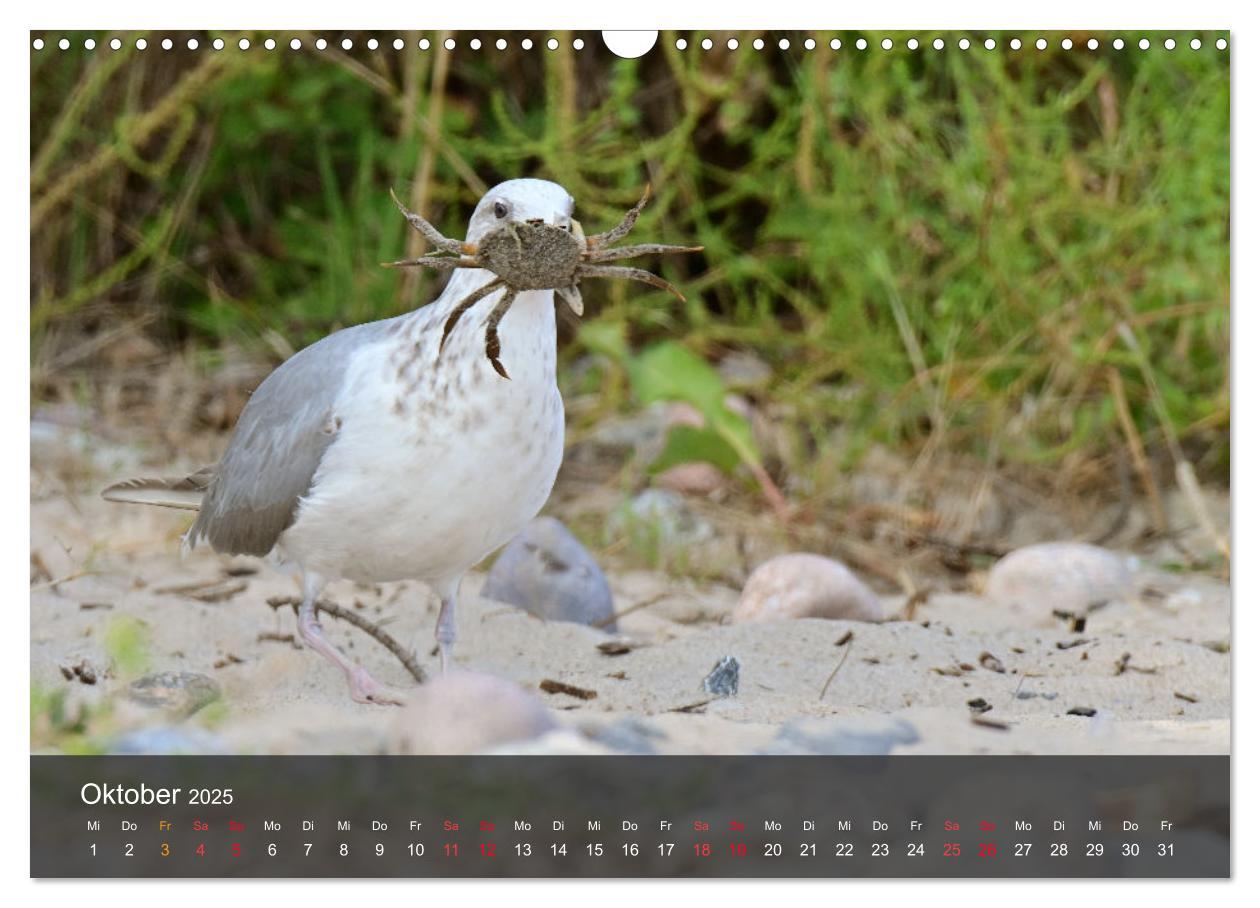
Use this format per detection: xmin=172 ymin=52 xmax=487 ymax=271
xmin=732 ymin=553 xmax=883 ymax=623
xmin=482 ymin=517 xmax=616 ymax=630
xmin=703 ymin=655 xmax=740 ymax=697
xmin=388 ymin=671 xmax=556 ymax=755
xmin=986 ymin=542 xmax=1133 ymax=613
xmin=128 ymin=671 xmax=220 ymax=717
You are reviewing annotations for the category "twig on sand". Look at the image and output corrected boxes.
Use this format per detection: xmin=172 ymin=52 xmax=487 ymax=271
xmin=593 ymin=591 xmax=675 ymax=629
xmin=267 ymin=595 xmax=426 ymax=683
xmin=819 ymin=632 xmax=856 ymax=701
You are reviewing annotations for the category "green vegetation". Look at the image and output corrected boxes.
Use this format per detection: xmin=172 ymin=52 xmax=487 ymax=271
xmin=31 ymin=31 xmax=1230 ymax=497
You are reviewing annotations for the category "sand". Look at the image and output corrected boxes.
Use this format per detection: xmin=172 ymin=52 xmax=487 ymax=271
xmin=30 ymin=421 xmax=1230 ymax=757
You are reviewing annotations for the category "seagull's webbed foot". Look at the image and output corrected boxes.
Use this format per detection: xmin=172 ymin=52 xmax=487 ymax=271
xmin=297 ymin=592 xmax=405 ymax=707
xmin=576 ymin=263 xmax=687 ymax=302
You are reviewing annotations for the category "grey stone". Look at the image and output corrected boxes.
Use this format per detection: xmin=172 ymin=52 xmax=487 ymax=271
xmin=608 ymin=488 xmax=715 ymax=549
xmin=764 ymin=716 xmax=920 ymax=756
xmin=703 ymin=655 xmax=740 ymax=697
xmin=482 ymin=517 xmax=616 ymax=630
xmin=128 ymin=671 xmax=221 ymax=717
xmin=580 ymin=716 xmax=667 ymax=754
xmin=108 ymin=725 xmax=231 ymax=755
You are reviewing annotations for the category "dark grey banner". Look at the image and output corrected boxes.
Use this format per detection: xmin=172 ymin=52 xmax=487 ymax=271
xmin=31 ymin=756 xmax=1229 ymax=878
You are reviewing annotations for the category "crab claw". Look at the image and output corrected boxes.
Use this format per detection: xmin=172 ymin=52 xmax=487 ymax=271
xmin=556 ymin=285 xmax=584 ymax=317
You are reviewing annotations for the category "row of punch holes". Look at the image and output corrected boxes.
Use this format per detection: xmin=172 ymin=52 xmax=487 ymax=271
xmin=32 ymin=34 xmax=1229 ymax=53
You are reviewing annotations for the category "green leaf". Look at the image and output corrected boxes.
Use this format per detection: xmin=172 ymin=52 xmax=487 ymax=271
xmin=651 ymin=425 xmax=741 ymax=474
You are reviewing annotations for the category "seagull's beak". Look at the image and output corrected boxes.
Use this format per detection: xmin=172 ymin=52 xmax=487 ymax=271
xmin=569 ymin=218 xmax=585 ymax=246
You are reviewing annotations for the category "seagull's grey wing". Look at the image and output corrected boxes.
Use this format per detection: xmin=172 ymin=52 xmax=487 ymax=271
xmin=188 ymin=316 xmax=402 ymax=556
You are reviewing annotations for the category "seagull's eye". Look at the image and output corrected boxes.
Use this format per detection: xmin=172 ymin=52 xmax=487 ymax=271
xmin=493 ymin=201 xmax=509 ymax=219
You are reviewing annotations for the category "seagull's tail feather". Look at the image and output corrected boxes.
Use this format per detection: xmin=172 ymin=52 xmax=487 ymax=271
xmin=101 ymin=466 xmax=215 ymax=511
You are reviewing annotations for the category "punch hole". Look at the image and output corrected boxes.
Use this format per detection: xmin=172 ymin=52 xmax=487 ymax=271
xmin=778 ymin=38 xmax=789 ymax=50
xmin=907 ymin=38 xmax=919 ymax=50
xmin=829 ymin=38 xmax=841 ymax=50
xmin=187 ymin=38 xmax=199 ymax=50
xmin=1061 ymin=38 xmax=1072 ymax=50
xmin=213 ymin=38 xmax=225 ymax=50
xmin=1010 ymin=38 xmax=1022 ymax=50
xmin=932 ymin=38 xmax=944 ymax=50
xmin=546 ymin=38 xmax=559 ymax=50
xmin=1139 ymin=38 xmax=1150 ymax=50
xmin=1190 ymin=38 xmax=1201 ymax=50
xmin=110 ymin=38 xmax=122 ymax=50
xmin=958 ymin=38 xmax=970 ymax=50
xmin=601 ymin=31 xmax=657 ymax=59
xmin=754 ymin=38 xmax=766 ymax=50
xmin=1087 ymin=38 xmax=1099 ymax=50
xmin=496 ymin=38 xmax=507 ymax=50
xmin=573 ymin=38 xmax=584 ymax=50
xmin=856 ymin=38 xmax=867 ymax=50
xmin=520 ymin=38 xmax=532 ymax=50
xmin=342 ymin=38 xmax=353 ymax=50
xmin=1216 ymin=38 xmax=1227 ymax=50
xmin=58 ymin=38 xmax=69 ymax=50
xmin=32 ymin=37 xmax=44 ymax=50
xmin=444 ymin=38 xmax=456 ymax=50
xmin=161 ymin=38 xmax=172 ymax=50
xmin=881 ymin=38 xmax=892 ymax=50
xmin=1036 ymin=38 xmax=1047 ymax=50
xmin=984 ymin=38 xmax=996 ymax=50
xmin=701 ymin=37 xmax=713 ymax=50
xmin=265 ymin=38 xmax=276 ymax=50
xmin=394 ymin=38 xmax=405 ymax=50
xmin=1164 ymin=38 xmax=1175 ymax=50
xmin=804 ymin=38 xmax=816 ymax=50
xmin=675 ymin=38 xmax=687 ymax=50
xmin=470 ymin=38 xmax=482 ymax=50
xmin=289 ymin=38 xmax=301 ymax=50
xmin=86 ymin=38 xmax=97 ymax=50
xmin=420 ymin=38 xmax=432 ymax=50
xmin=727 ymin=38 xmax=739 ymax=50
xmin=1113 ymin=38 xmax=1125 ymax=49
xmin=367 ymin=38 xmax=379 ymax=50
xmin=238 ymin=38 xmax=250 ymax=50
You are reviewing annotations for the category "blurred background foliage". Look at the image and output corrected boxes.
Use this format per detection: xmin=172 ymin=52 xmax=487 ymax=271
xmin=30 ymin=30 xmax=1229 ymax=506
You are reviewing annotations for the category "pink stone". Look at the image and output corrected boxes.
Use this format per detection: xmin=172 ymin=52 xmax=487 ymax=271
xmin=986 ymin=542 xmax=1134 ymax=612
xmin=732 ymin=553 xmax=884 ymax=624
xmin=389 ymin=671 xmax=556 ymax=755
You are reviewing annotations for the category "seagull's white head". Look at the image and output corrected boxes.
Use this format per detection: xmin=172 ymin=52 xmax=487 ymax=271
xmin=466 ymin=178 xmax=577 ymax=244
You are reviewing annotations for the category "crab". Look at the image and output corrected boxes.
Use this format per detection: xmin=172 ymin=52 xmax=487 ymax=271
xmin=385 ymin=187 xmax=702 ymax=378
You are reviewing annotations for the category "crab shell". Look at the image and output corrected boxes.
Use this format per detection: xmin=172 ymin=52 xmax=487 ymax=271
xmin=477 ymin=220 xmax=586 ymax=291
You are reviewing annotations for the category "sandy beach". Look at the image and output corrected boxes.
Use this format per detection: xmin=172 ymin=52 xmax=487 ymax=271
xmin=30 ymin=409 xmax=1230 ymax=758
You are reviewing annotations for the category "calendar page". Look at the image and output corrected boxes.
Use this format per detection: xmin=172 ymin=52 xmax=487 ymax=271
xmin=28 ymin=28 xmax=1230 ymax=879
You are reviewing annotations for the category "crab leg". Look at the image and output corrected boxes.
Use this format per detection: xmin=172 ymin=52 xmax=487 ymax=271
xmin=382 ymin=254 xmax=481 ymax=270
xmin=439 ymin=278 xmax=506 ymax=353
xmin=586 ymin=185 xmax=652 ymax=251
xmin=576 ymin=264 xmax=686 ymax=302
xmin=481 ymin=288 xmax=520 ymax=380
xmin=390 ymin=188 xmax=469 ymax=255
xmin=585 ymin=243 xmax=704 ymax=264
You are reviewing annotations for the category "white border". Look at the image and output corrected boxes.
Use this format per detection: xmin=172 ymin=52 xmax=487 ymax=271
xmin=6 ymin=0 xmax=1251 ymax=903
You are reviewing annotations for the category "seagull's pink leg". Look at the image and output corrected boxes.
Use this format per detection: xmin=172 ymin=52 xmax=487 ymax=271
xmin=296 ymin=573 xmax=404 ymax=705
xmin=434 ymin=578 xmax=461 ymax=673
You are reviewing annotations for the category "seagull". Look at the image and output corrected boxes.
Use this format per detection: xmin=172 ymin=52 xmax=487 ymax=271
xmin=103 ymin=180 xmax=587 ymax=704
